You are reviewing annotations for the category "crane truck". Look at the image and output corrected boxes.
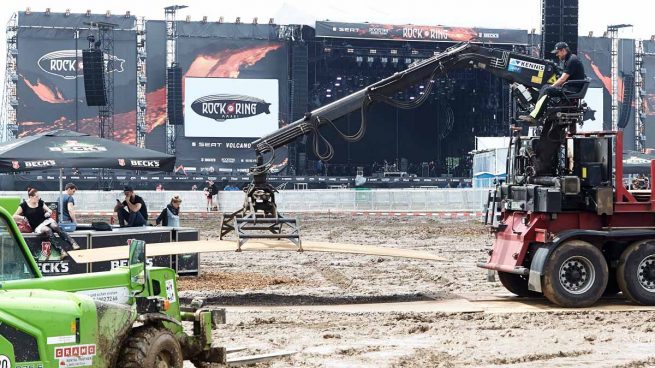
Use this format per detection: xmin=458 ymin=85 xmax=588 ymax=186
xmin=240 ymin=41 xmax=655 ymax=308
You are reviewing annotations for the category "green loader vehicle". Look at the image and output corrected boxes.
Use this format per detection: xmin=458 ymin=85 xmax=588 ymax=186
xmin=0 ymin=204 xmax=226 ymax=368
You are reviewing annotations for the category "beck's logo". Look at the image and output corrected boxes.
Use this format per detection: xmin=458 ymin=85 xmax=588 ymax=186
xmin=48 ymin=140 xmax=107 ymax=153
xmin=118 ymin=158 xmax=126 ymax=166
xmin=37 ymin=49 xmax=126 ymax=80
xmin=130 ymin=160 xmax=160 ymax=168
xmin=191 ymin=94 xmax=271 ymax=122
xmin=11 ymin=160 xmax=19 ymax=169
xmin=24 ymin=159 xmax=56 ymax=168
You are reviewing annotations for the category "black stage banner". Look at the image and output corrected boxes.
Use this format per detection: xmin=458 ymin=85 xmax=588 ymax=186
xmin=315 ymin=21 xmax=528 ymax=45
xmin=147 ymin=22 xmax=290 ymax=174
xmin=16 ymin=11 xmax=137 ymax=144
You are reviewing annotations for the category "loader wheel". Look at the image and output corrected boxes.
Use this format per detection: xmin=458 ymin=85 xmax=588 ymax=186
xmin=542 ymin=240 xmax=608 ymax=308
xmin=497 ymin=272 xmax=540 ymax=297
xmin=617 ymin=240 xmax=655 ymax=305
xmin=117 ymin=325 xmax=183 ymax=368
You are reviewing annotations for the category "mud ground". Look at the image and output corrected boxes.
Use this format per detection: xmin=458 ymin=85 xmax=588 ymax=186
xmin=171 ymin=214 xmax=655 ymax=367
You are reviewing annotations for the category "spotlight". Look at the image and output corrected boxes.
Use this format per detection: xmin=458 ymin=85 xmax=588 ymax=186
xmin=95 ymin=40 xmax=102 ymax=49
xmin=588 ymin=31 xmax=593 ymax=37
xmin=202 ymin=16 xmax=208 ymax=23
xmin=185 ymin=15 xmax=191 ymax=22
xmin=125 ymin=11 xmax=131 ymax=18
xmin=45 ymin=8 xmax=51 ymax=15
xmin=86 ymin=9 xmax=92 ymax=17
xmin=65 ymin=9 xmax=71 ymax=16
xmin=252 ymin=17 xmax=258 ymax=24
xmin=218 ymin=16 xmax=224 ymax=23
xmin=269 ymin=18 xmax=274 ymax=24
xmin=235 ymin=17 xmax=241 ymax=24
xmin=105 ymin=10 xmax=111 ymax=17
xmin=25 ymin=7 xmax=31 ymax=15
xmin=347 ymin=48 xmax=354 ymax=53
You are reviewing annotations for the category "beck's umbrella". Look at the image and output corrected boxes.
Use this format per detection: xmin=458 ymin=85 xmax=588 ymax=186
xmin=0 ymin=129 xmax=176 ymax=220
xmin=0 ymin=130 xmax=175 ymax=172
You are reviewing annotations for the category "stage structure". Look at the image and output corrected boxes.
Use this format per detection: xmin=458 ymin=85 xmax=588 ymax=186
xmin=136 ymin=16 xmax=147 ymax=147
xmin=1 ymin=13 xmax=18 ymax=141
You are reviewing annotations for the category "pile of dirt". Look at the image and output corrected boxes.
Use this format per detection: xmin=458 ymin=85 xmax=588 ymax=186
xmin=178 ymin=271 xmax=304 ymax=292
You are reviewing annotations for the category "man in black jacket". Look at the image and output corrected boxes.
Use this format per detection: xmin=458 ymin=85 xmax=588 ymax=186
xmin=520 ymin=42 xmax=586 ymax=124
xmin=116 ymin=186 xmax=148 ymax=227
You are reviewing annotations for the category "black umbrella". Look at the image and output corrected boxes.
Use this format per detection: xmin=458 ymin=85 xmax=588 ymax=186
xmin=0 ymin=129 xmax=175 ymax=172
xmin=0 ymin=130 xmax=176 ymax=221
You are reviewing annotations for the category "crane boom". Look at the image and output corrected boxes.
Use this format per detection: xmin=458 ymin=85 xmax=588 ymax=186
xmin=253 ymin=42 xmax=559 ymax=156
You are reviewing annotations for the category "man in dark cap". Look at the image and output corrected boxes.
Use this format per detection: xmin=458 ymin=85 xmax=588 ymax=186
xmin=116 ymin=185 xmax=148 ymax=227
xmin=520 ymin=41 xmax=586 ymax=124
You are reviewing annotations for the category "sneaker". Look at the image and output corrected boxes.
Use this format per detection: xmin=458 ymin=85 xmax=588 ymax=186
xmin=519 ymin=115 xmax=538 ymax=125
xmin=69 ymin=238 xmax=81 ymax=250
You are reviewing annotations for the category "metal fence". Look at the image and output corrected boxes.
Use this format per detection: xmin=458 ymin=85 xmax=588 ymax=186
xmin=0 ymin=188 xmax=488 ymax=213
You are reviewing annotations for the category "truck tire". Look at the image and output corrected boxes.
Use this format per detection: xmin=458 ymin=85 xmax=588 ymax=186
xmin=617 ymin=240 xmax=655 ymax=305
xmin=542 ymin=240 xmax=608 ymax=308
xmin=497 ymin=272 xmax=540 ymax=297
xmin=117 ymin=325 xmax=183 ymax=368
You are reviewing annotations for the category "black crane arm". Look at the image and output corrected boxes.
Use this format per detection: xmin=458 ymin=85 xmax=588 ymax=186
xmin=252 ymin=42 xmax=559 ymax=158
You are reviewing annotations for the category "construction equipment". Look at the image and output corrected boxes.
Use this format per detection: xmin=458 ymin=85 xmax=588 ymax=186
xmin=219 ymin=163 xmax=302 ymax=251
xmin=0 ymin=204 xmax=281 ymax=367
xmin=227 ymin=42 xmax=564 ymax=247
xmin=238 ymin=41 xmax=655 ymax=309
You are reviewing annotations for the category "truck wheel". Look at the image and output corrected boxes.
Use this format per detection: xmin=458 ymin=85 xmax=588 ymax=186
xmin=542 ymin=240 xmax=608 ymax=308
xmin=117 ymin=325 xmax=183 ymax=368
xmin=617 ymin=240 xmax=655 ymax=305
xmin=497 ymin=272 xmax=540 ymax=297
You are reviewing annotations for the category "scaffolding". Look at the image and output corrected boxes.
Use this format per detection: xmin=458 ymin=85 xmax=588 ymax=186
xmin=634 ymin=40 xmax=646 ymax=151
xmin=164 ymin=5 xmax=186 ymax=155
xmin=0 ymin=13 xmax=18 ymax=142
xmin=136 ymin=16 xmax=147 ymax=147
xmin=84 ymin=21 xmax=118 ymax=140
xmin=607 ymin=24 xmax=632 ymax=131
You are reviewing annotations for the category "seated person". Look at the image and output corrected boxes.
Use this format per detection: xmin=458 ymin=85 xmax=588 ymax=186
xmin=520 ymin=41 xmax=586 ymax=125
xmin=156 ymin=195 xmax=182 ymax=227
xmin=115 ymin=186 xmax=148 ymax=227
xmin=13 ymin=188 xmax=80 ymax=254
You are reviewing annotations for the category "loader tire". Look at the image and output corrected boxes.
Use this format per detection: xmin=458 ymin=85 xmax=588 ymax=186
xmin=497 ymin=272 xmax=540 ymax=297
xmin=117 ymin=325 xmax=183 ymax=368
xmin=617 ymin=240 xmax=655 ymax=305
xmin=542 ymin=240 xmax=608 ymax=308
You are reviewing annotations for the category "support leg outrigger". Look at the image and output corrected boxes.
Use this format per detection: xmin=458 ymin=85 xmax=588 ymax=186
xmin=223 ymin=154 xmax=302 ymax=252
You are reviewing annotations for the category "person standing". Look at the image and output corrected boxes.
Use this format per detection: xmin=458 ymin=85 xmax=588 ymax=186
xmin=60 ymin=183 xmax=77 ymax=223
xmin=205 ymin=180 xmax=219 ymax=211
xmin=156 ymin=195 xmax=182 ymax=227
xmin=116 ymin=186 xmax=148 ymax=227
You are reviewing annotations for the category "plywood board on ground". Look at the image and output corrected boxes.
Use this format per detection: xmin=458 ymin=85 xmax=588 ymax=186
xmin=69 ymin=239 xmax=447 ymax=264
xmin=222 ymin=298 xmax=655 ymax=314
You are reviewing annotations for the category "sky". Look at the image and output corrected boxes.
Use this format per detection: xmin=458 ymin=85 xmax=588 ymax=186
xmin=1 ymin=0 xmax=652 ymax=103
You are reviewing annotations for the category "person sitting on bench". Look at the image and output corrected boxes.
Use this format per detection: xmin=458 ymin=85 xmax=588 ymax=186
xmin=519 ymin=41 xmax=586 ymax=125
xmin=14 ymin=188 xmax=80 ymax=255
xmin=116 ymin=186 xmax=148 ymax=227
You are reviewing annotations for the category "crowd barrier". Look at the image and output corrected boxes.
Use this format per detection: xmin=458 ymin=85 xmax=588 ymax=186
xmin=0 ymin=188 xmax=489 ymax=214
